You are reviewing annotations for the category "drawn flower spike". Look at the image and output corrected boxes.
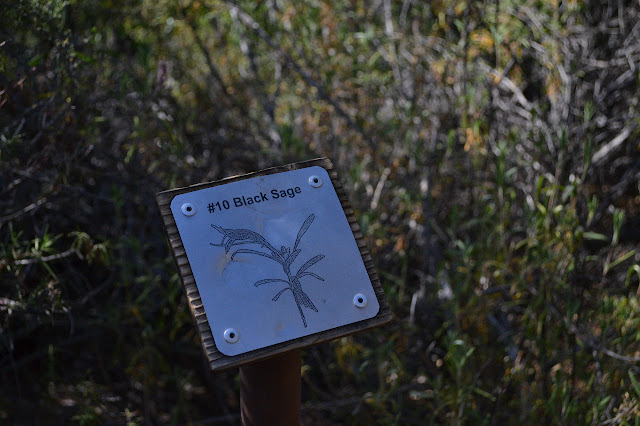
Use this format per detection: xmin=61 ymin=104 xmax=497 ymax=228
xmin=210 ymin=214 xmax=324 ymax=327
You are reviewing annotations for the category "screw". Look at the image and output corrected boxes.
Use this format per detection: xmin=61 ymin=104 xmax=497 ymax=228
xmin=308 ymin=175 xmax=323 ymax=188
xmin=181 ymin=203 xmax=196 ymax=216
xmin=224 ymin=328 xmax=239 ymax=343
xmin=353 ymin=293 xmax=367 ymax=308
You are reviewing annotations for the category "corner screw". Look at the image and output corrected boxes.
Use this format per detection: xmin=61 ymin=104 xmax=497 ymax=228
xmin=224 ymin=328 xmax=239 ymax=343
xmin=181 ymin=203 xmax=195 ymax=216
xmin=353 ymin=293 xmax=367 ymax=308
xmin=308 ymin=175 xmax=323 ymax=188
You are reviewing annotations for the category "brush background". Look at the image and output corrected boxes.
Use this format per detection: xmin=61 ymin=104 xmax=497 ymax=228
xmin=2 ymin=0 xmax=640 ymax=424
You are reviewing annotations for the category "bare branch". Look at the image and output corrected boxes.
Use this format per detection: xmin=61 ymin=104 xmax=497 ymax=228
xmin=14 ymin=248 xmax=83 ymax=265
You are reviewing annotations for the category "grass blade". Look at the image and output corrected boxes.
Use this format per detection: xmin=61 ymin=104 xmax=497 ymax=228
xmin=604 ymin=249 xmax=636 ymax=275
xmin=629 ymin=371 xmax=640 ymax=400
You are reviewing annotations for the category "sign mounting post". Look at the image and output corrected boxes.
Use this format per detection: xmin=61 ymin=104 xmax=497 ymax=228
xmin=156 ymin=158 xmax=391 ymax=423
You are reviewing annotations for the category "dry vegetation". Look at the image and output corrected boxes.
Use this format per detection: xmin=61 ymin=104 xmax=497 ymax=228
xmin=2 ymin=0 xmax=640 ymax=424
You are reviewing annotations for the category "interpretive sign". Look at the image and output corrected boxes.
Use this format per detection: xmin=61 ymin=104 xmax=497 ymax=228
xmin=156 ymin=158 xmax=391 ymax=370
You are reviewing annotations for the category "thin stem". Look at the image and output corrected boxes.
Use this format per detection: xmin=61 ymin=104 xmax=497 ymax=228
xmin=286 ymin=270 xmax=307 ymax=328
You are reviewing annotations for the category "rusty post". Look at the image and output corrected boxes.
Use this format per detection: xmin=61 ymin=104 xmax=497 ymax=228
xmin=240 ymin=349 xmax=301 ymax=425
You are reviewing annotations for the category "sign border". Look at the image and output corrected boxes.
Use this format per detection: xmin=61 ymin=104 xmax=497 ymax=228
xmin=156 ymin=157 xmax=392 ymax=371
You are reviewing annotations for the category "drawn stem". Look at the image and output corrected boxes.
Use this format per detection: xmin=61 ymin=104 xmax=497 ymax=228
xmin=290 ymin=287 xmax=308 ymax=328
xmin=286 ymin=270 xmax=307 ymax=328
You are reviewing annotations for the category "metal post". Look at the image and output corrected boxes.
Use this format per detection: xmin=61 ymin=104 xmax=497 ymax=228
xmin=240 ymin=349 xmax=301 ymax=425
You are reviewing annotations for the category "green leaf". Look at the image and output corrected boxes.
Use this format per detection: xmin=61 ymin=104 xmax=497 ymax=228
xmin=605 ymin=250 xmax=635 ymax=275
xmin=473 ymin=387 xmax=496 ymax=401
xmin=628 ymin=371 xmax=640 ymax=400
xmin=39 ymin=259 xmax=58 ymax=281
xmin=626 ymin=265 xmax=640 ymax=288
xmin=73 ymin=51 xmax=94 ymax=64
xmin=597 ymin=395 xmax=611 ymax=409
xmin=536 ymin=202 xmax=547 ymax=215
xmin=28 ymin=54 xmax=43 ymax=67
xmin=583 ymin=232 xmax=608 ymax=241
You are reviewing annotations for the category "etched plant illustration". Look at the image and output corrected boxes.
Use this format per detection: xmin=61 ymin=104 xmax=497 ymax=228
xmin=210 ymin=214 xmax=324 ymax=327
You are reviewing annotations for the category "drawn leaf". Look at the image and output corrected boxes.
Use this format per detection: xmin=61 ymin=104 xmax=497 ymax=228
xmin=231 ymin=249 xmax=281 ymax=263
xmin=211 ymin=224 xmax=225 ymax=233
xmin=272 ymin=287 xmax=292 ymax=301
xmin=295 ymin=288 xmax=318 ymax=312
xmin=296 ymin=254 xmax=325 ymax=275
xmin=293 ymin=214 xmax=315 ymax=250
xmin=209 ymin=217 xmax=322 ymax=328
xmin=284 ymin=249 xmax=301 ymax=268
xmin=226 ymin=241 xmax=261 ymax=250
xmin=225 ymin=239 xmax=264 ymax=252
xmin=297 ymin=272 xmax=324 ymax=281
xmin=255 ymin=278 xmax=290 ymax=287
xmin=210 ymin=225 xmax=227 ymax=245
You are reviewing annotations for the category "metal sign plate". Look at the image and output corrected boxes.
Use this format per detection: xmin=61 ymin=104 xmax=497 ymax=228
xmin=170 ymin=166 xmax=380 ymax=356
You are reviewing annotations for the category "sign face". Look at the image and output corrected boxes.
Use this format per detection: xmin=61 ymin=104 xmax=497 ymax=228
xmin=157 ymin=158 xmax=390 ymax=370
xmin=169 ymin=166 xmax=380 ymax=356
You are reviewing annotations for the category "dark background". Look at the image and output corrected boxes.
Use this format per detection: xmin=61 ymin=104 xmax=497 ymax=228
xmin=2 ymin=0 xmax=640 ymax=423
